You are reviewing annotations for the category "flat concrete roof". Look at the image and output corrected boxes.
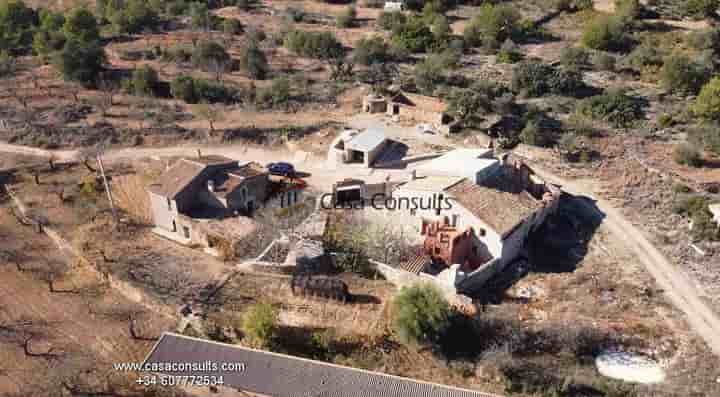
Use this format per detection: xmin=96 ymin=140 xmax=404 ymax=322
xmin=144 ymin=332 xmax=500 ymax=397
xmin=346 ymin=128 xmax=386 ymax=152
xmin=418 ymin=149 xmax=497 ymax=178
xmin=397 ymin=175 xmax=465 ymax=192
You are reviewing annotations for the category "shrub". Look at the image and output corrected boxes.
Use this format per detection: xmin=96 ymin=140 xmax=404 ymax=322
xmin=284 ymin=30 xmax=344 ymax=59
xmin=694 ymin=77 xmax=720 ymax=121
xmin=238 ymin=41 xmax=269 ymax=79
xmin=237 ymin=0 xmax=258 ymax=11
xmin=377 ymin=11 xmax=407 ymax=31
xmin=246 ymin=27 xmax=266 ymax=43
xmin=353 ymin=36 xmax=391 ymax=65
xmin=258 ymin=77 xmax=291 ymax=108
xmin=53 ymin=39 xmax=105 ymax=87
xmin=414 ymin=55 xmax=446 ymax=94
xmin=32 ymin=10 xmax=66 ymax=59
xmin=463 ymin=3 xmax=521 ymax=49
xmin=581 ymin=16 xmax=627 ymax=51
xmin=392 ymin=285 xmax=451 ymax=347
xmin=683 ymin=0 xmax=718 ymax=19
xmin=577 ymin=89 xmax=643 ymax=128
xmin=241 ymin=303 xmax=278 ymax=348
xmin=511 ymin=62 xmax=584 ymax=97
xmin=520 ymin=120 xmax=554 ymax=147
xmin=688 ymin=124 xmax=720 ymax=155
xmin=170 ymin=75 xmax=197 ymax=103
xmin=447 ymin=82 xmax=507 ymax=123
xmin=127 ymin=65 xmax=159 ymax=96
xmin=336 ymin=6 xmax=356 ymax=28
xmin=673 ymin=196 xmax=719 ymax=241
xmin=660 ymin=54 xmax=708 ymax=95
xmin=391 ymin=16 xmax=435 ymax=53
xmin=0 ymin=50 xmax=15 ymax=77
xmin=107 ymin=0 xmax=159 ymax=34
xmin=497 ymin=39 xmax=523 ymax=63
xmin=674 ymin=143 xmax=703 ymax=167
xmin=623 ymin=39 xmax=664 ymax=72
xmin=559 ymin=46 xmax=589 ymax=70
xmin=170 ymin=75 xmax=235 ymax=103
xmin=615 ymin=0 xmax=641 ymax=22
xmin=192 ymin=40 xmax=230 ymax=70
xmin=686 ymin=28 xmax=720 ymax=53
xmin=222 ymin=18 xmax=243 ymax=35
xmin=592 ymin=52 xmax=616 ymax=71
xmin=0 ymin=0 xmax=38 ymax=54
xmin=63 ymin=8 xmax=100 ymax=44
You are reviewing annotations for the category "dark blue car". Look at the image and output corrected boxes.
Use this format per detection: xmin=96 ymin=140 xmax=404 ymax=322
xmin=267 ymin=162 xmax=296 ymax=177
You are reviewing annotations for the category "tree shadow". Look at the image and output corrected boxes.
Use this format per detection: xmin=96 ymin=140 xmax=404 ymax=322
xmin=274 ymin=325 xmax=363 ymax=360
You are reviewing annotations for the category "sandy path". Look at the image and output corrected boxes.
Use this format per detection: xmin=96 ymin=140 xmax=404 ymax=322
xmin=529 ymin=165 xmax=720 ymax=357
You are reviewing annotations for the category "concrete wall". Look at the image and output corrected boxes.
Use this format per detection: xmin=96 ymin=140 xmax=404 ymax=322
xmin=149 ymin=191 xmax=177 ymax=232
xmin=226 ymin=175 xmax=269 ymax=211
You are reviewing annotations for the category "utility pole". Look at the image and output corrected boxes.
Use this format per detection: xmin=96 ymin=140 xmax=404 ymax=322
xmin=97 ymin=153 xmax=119 ymax=225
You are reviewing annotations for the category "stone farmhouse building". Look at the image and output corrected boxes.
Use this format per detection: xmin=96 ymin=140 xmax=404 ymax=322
xmin=147 ymin=155 xmax=303 ymax=256
xmin=390 ymin=150 xmax=561 ymax=293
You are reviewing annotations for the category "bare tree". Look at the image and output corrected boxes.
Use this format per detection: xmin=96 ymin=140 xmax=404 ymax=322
xmin=79 ymin=146 xmax=99 ymax=172
xmin=208 ymin=58 xmax=230 ymax=83
xmin=192 ymin=102 xmax=225 ymax=136
xmin=96 ymin=78 xmax=119 ymax=119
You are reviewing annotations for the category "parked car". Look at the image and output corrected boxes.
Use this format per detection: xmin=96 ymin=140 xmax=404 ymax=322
xmin=267 ymin=162 xmax=296 ymax=177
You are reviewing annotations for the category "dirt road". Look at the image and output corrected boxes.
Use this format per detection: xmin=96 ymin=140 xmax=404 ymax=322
xmin=529 ymin=165 xmax=720 ymax=358
xmin=3 ymin=140 xmax=720 ymax=356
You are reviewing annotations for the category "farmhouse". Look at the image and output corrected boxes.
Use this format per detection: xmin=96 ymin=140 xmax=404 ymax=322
xmin=417 ymin=148 xmax=500 ymax=184
xmin=327 ymin=128 xmax=388 ymax=168
xmin=147 ymin=155 xmax=276 ymax=253
xmin=389 ymin=154 xmax=561 ymax=293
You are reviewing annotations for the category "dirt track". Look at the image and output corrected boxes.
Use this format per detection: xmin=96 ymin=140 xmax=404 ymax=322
xmin=3 ymin=141 xmax=720 ymax=357
xmin=530 ymin=166 xmax=720 ymax=358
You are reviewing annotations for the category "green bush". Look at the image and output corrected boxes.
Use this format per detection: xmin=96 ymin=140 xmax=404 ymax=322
xmin=377 ymin=11 xmax=407 ymax=31
xmin=673 ymin=195 xmax=719 ymax=241
xmin=170 ymin=75 xmax=197 ymax=102
xmin=688 ymin=124 xmax=720 ymax=155
xmin=686 ymin=28 xmax=720 ymax=53
xmin=414 ymin=55 xmax=446 ymax=94
xmin=170 ymin=75 xmax=235 ymax=103
xmin=237 ymin=0 xmax=259 ymax=11
xmin=336 ymin=6 xmax=356 ymax=28
xmin=32 ymin=10 xmax=66 ymax=60
xmin=126 ymin=65 xmax=159 ymax=96
xmin=0 ymin=0 xmax=38 ymax=54
xmin=463 ymin=3 xmax=521 ymax=49
xmin=592 ymin=52 xmax=616 ymax=71
xmin=105 ymin=0 xmax=159 ymax=34
xmin=392 ymin=285 xmax=451 ymax=347
xmin=674 ymin=143 xmax=703 ymax=167
xmin=581 ymin=16 xmax=627 ymax=51
xmin=615 ymin=0 xmax=641 ymax=22
xmin=559 ymin=46 xmax=589 ymax=70
xmin=391 ymin=16 xmax=435 ymax=53
xmin=520 ymin=120 xmax=554 ymax=147
xmin=284 ymin=30 xmax=344 ymax=59
xmin=258 ymin=77 xmax=291 ymax=108
xmin=694 ymin=77 xmax=720 ymax=121
xmin=222 ymin=18 xmax=243 ymax=35
xmin=53 ymin=39 xmax=106 ymax=87
xmin=511 ymin=62 xmax=584 ymax=97
xmin=577 ymin=89 xmax=643 ymax=128
xmin=353 ymin=36 xmax=391 ymax=65
xmin=238 ymin=41 xmax=268 ymax=79
xmin=660 ymin=54 xmax=708 ymax=95
xmin=246 ymin=27 xmax=266 ymax=43
xmin=447 ymin=82 xmax=507 ymax=123
xmin=683 ymin=0 xmax=719 ymax=19
xmin=192 ymin=40 xmax=231 ymax=70
xmin=497 ymin=39 xmax=523 ymax=63
xmin=241 ymin=303 xmax=278 ymax=348
xmin=623 ymin=40 xmax=664 ymax=71
xmin=63 ymin=8 xmax=100 ymax=44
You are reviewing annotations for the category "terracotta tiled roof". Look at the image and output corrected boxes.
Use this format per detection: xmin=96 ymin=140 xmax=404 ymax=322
xmin=144 ymin=332 xmax=501 ymax=397
xmin=147 ymin=159 xmax=206 ymax=199
xmin=444 ymin=179 xmax=541 ymax=237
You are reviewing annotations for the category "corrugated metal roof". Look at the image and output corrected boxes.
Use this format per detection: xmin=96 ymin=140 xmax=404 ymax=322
xmin=346 ymin=128 xmax=386 ymax=152
xmin=144 ymin=333 xmax=501 ymax=397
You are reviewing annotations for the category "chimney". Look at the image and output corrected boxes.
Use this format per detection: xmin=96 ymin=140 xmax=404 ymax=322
xmin=410 ymin=170 xmax=417 ymax=180
xmin=207 ymin=180 xmax=215 ymax=192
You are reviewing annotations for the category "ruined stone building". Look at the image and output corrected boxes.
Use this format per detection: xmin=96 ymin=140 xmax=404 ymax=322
xmin=362 ymin=91 xmax=458 ymax=134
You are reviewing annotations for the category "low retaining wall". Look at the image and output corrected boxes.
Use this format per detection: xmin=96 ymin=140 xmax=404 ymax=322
xmin=373 ymin=152 xmax=447 ymax=169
